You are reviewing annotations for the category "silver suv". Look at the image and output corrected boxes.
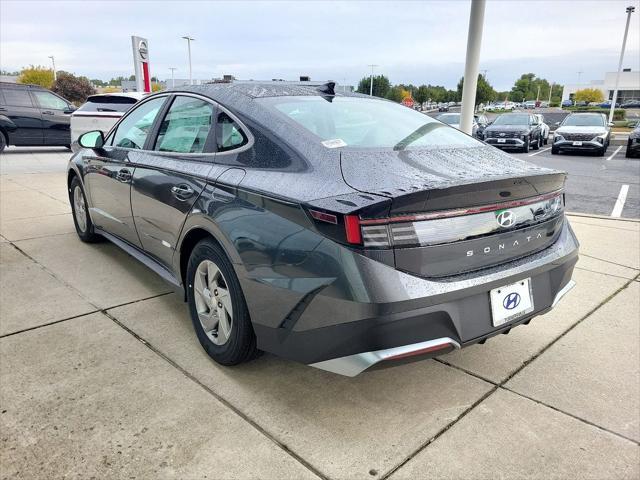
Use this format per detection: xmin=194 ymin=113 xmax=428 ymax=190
xmin=552 ymin=113 xmax=612 ymax=156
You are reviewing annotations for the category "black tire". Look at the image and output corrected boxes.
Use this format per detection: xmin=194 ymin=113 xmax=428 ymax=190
xmin=544 ymin=135 xmax=549 ymax=145
xmin=0 ymin=132 xmax=6 ymax=153
xmin=532 ymin=134 xmax=540 ymax=150
xmin=597 ymin=146 xmax=606 ymax=157
xmin=551 ymin=146 xmax=559 ymax=155
xmin=186 ymin=238 xmax=259 ymax=366
xmin=626 ymin=139 xmax=632 ymax=158
xmin=69 ymin=176 xmax=101 ymax=242
xmin=522 ymin=137 xmax=530 ymax=153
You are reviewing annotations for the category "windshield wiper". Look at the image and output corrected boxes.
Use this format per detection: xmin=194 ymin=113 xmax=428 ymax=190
xmin=393 ymin=123 xmax=443 ymax=151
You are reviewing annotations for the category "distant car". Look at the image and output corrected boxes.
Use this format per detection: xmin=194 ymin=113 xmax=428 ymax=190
xmin=575 ymin=101 xmax=589 ymax=107
xmin=621 ymin=100 xmax=640 ymax=108
xmin=534 ymin=114 xmax=550 ymax=145
xmin=438 ymin=104 xmax=449 ymax=112
xmin=0 ymin=81 xmax=75 ymax=152
xmin=626 ymin=123 xmax=640 ymax=158
xmin=552 ymin=112 xmax=611 ymax=156
xmin=483 ymin=113 xmax=543 ymax=152
xmin=435 ymin=112 xmax=487 ymax=138
xmin=524 ymin=101 xmax=536 ymax=109
xmin=71 ymin=92 xmax=146 ymax=151
xmin=561 ymin=99 xmax=574 ymax=107
xmin=598 ymin=101 xmax=620 ymax=108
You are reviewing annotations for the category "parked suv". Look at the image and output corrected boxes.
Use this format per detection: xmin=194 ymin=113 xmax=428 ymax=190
xmin=68 ymin=83 xmax=578 ymax=376
xmin=552 ymin=113 xmax=611 ymax=156
xmin=0 ymin=82 xmax=75 ymax=152
xmin=483 ymin=113 xmax=543 ymax=152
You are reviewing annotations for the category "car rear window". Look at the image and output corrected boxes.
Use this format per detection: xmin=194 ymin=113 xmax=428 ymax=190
xmin=77 ymin=95 xmax=138 ymax=113
xmin=1 ymin=88 xmax=34 ymax=107
xmin=258 ymin=96 xmax=478 ymax=149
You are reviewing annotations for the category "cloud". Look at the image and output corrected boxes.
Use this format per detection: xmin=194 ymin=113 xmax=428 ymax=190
xmin=1 ymin=0 xmax=638 ymax=90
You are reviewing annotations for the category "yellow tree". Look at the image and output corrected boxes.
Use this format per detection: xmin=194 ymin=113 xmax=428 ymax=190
xmin=18 ymin=66 xmax=54 ymax=89
xmin=574 ymin=88 xmax=604 ymax=103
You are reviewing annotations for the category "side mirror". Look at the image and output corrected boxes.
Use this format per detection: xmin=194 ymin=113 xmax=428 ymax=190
xmin=554 ymin=121 xmax=561 ymax=127
xmin=64 ymin=105 xmax=77 ymax=114
xmin=78 ymin=130 xmax=105 ymax=149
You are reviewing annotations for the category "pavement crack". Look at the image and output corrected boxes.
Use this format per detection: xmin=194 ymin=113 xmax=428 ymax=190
xmin=103 ymin=311 xmax=328 ymax=480
xmin=578 ymin=252 xmax=640 ymax=271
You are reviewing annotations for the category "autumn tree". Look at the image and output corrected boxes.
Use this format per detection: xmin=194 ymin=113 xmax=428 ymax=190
xmin=17 ymin=66 xmax=54 ymax=89
xmin=574 ymin=88 xmax=604 ymax=103
xmin=52 ymin=71 xmax=96 ymax=104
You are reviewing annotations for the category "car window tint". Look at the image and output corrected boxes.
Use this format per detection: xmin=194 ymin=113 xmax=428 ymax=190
xmin=216 ymin=112 xmax=247 ymax=152
xmin=2 ymin=89 xmax=34 ymax=107
xmin=33 ymin=91 xmax=68 ymax=110
xmin=78 ymin=96 xmax=137 ymax=113
xmin=154 ymin=96 xmax=214 ymax=153
xmin=112 ymin=97 xmax=166 ymax=149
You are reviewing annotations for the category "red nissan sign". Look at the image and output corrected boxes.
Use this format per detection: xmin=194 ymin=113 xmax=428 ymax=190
xmin=402 ymin=97 xmax=414 ymax=108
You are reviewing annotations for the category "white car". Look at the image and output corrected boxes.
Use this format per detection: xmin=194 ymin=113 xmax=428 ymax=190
xmin=534 ymin=114 xmax=550 ymax=144
xmin=71 ymin=92 xmax=147 ymax=150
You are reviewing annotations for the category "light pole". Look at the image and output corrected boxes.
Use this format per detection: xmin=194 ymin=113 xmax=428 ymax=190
xmin=48 ymin=55 xmax=56 ymax=81
xmin=548 ymin=82 xmax=554 ymax=104
xmin=182 ymin=36 xmax=195 ymax=85
xmin=609 ymin=5 xmax=635 ymax=123
xmin=536 ymin=84 xmax=541 ymax=102
xmin=169 ymin=67 xmax=177 ymax=88
xmin=460 ymin=0 xmax=486 ymax=135
xmin=367 ymin=64 xmax=378 ymax=96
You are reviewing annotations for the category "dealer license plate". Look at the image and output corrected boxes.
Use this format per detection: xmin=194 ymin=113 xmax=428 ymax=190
xmin=497 ymin=139 xmax=506 ymax=143
xmin=572 ymin=141 xmax=583 ymax=146
xmin=490 ymin=278 xmax=534 ymax=327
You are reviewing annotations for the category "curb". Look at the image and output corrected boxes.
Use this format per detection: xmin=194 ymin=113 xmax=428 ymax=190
xmin=567 ymin=212 xmax=640 ymax=223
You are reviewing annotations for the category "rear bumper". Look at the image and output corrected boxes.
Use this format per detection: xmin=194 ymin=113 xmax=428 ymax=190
xmin=251 ymin=220 xmax=579 ymax=373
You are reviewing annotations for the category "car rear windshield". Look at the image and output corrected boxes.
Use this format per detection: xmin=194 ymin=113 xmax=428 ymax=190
xmin=77 ymin=96 xmax=138 ymax=113
xmin=562 ymin=115 xmax=605 ymax=127
xmin=258 ymin=96 xmax=478 ymax=149
xmin=492 ymin=114 xmax=530 ymax=125
xmin=436 ymin=113 xmax=460 ymax=125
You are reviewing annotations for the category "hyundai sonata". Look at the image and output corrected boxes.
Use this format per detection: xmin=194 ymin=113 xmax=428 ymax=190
xmin=67 ymin=82 xmax=578 ymax=376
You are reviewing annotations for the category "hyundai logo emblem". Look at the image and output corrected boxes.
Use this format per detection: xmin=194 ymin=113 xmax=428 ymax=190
xmin=496 ymin=210 xmax=516 ymax=228
xmin=499 ymin=132 xmax=506 ymax=137
xmin=503 ymin=292 xmax=521 ymax=310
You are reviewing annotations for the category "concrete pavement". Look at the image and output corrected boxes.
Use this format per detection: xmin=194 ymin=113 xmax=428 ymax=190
xmin=1 ymin=150 xmax=639 ymax=479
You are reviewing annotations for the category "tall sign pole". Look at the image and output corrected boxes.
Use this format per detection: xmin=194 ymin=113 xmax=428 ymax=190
xmin=609 ymin=6 xmax=635 ymax=123
xmin=460 ymin=0 xmax=486 ymax=135
xmin=131 ymin=36 xmax=151 ymax=93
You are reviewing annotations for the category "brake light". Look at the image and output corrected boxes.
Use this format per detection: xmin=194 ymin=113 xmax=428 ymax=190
xmin=344 ymin=215 xmax=362 ymax=245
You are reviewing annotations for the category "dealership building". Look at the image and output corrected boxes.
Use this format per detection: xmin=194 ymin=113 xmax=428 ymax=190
xmin=561 ymin=70 xmax=640 ymax=103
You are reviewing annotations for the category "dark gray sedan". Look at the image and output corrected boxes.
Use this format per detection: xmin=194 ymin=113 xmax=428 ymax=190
xmin=67 ymin=82 xmax=578 ymax=376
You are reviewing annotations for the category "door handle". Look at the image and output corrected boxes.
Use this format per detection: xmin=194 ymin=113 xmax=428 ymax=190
xmin=171 ymin=184 xmax=195 ymax=200
xmin=42 ymin=110 xmax=55 ymax=115
xmin=116 ymin=168 xmax=132 ymax=183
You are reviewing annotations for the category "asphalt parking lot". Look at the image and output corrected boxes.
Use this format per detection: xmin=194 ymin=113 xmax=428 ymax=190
xmin=1 ymin=147 xmax=639 ymax=479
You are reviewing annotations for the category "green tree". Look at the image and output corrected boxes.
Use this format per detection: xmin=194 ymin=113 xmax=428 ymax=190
xmin=509 ymin=73 xmax=561 ymax=102
xmin=356 ymin=74 xmax=391 ymax=98
xmin=574 ymin=88 xmax=604 ymax=103
xmin=414 ymin=85 xmax=430 ymax=107
xmin=52 ymin=71 xmax=96 ymax=104
xmin=456 ymin=74 xmax=495 ymax=106
xmin=17 ymin=65 xmax=54 ymax=89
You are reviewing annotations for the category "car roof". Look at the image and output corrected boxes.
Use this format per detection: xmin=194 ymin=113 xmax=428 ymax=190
xmin=171 ymin=81 xmax=363 ymax=100
xmin=88 ymin=92 xmax=147 ymax=100
xmin=0 ymin=82 xmax=46 ymax=90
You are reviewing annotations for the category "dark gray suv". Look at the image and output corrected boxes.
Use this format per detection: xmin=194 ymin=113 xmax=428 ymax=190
xmin=67 ymin=82 xmax=579 ymax=376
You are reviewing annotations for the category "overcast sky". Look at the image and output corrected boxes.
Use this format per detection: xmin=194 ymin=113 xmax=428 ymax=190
xmin=1 ymin=0 xmax=639 ymax=90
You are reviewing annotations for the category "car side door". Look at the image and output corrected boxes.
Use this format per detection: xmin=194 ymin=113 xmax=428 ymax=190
xmin=129 ymin=94 xmax=216 ymax=267
xmin=84 ymin=95 xmax=168 ymax=247
xmin=31 ymin=90 xmax=74 ymax=146
xmin=0 ymin=86 xmax=44 ymax=146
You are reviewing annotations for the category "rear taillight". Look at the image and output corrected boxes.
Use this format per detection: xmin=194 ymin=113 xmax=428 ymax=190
xmin=307 ymin=209 xmax=364 ymax=246
xmin=344 ymin=215 xmax=362 ymax=245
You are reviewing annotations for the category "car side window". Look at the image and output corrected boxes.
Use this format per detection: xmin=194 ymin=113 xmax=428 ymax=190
xmin=32 ymin=91 xmax=68 ymax=110
xmin=111 ymin=97 xmax=166 ymax=150
xmin=2 ymin=89 xmax=34 ymax=107
xmin=216 ymin=112 xmax=248 ymax=152
xmin=154 ymin=96 xmax=214 ymax=153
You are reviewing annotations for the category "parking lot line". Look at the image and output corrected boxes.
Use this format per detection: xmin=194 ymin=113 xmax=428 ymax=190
xmin=611 ymin=184 xmax=630 ymax=218
xmin=528 ymin=147 xmax=551 ymax=157
xmin=606 ymin=146 xmax=622 ymax=161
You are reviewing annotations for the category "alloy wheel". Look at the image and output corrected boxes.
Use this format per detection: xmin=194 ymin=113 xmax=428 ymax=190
xmin=73 ymin=186 xmax=87 ymax=233
xmin=193 ymin=259 xmax=233 ymax=345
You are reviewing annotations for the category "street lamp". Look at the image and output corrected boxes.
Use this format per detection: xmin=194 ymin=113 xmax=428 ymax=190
xmin=182 ymin=36 xmax=195 ymax=85
xmin=169 ymin=67 xmax=177 ymax=88
xmin=48 ymin=55 xmax=56 ymax=81
xmin=609 ymin=5 xmax=635 ymax=123
xmin=367 ymin=64 xmax=378 ymax=96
